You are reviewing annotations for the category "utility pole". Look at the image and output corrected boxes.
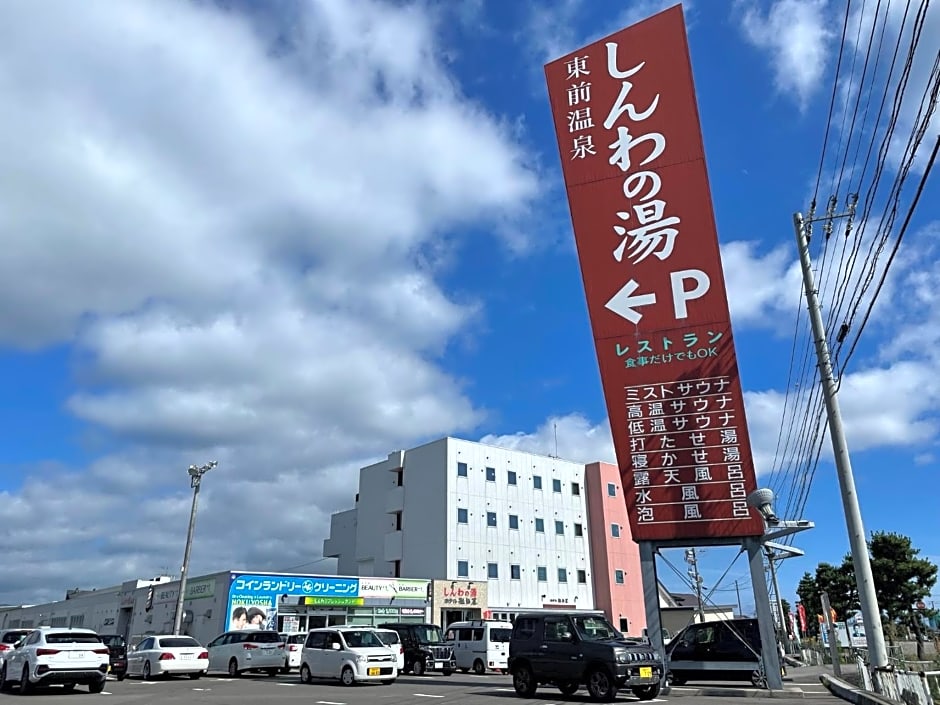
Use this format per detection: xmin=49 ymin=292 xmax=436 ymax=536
xmin=685 ymin=548 xmax=706 ymax=623
xmin=735 ymin=580 xmax=743 ymax=616
xmin=172 ymin=461 xmax=218 ymax=635
xmin=765 ymin=548 xmax=787 ymax=648
xmin=793 ymin=212 xmax=888 ymax=678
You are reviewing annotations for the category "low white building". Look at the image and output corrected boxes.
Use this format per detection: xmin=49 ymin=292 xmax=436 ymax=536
xmin=323 ymin=437 xmax=596 ymax=622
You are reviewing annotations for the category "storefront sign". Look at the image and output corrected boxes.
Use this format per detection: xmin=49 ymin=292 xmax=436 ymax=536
xmin=358 ymin=578 xmax=428 ymax=599
xmin=227 ymin=572 xmax=359 ymax=632
xmin=185 ymin=579 xmax=215 ymax=600
xmin=302 ymin=597 xmax=364 ymax=606
xmin=441 ymin=584 xmax=480 ymax=606
xmin=401 ymin=608 xmax=425 ymax=616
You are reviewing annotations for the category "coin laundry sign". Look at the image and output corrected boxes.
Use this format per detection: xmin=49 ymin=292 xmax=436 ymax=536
xmin=544 ymin=4 xmax=764 ymax=541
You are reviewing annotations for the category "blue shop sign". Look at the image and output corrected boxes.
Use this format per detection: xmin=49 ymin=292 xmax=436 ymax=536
xmin=229 ymin=573 xmax=359 ymax=597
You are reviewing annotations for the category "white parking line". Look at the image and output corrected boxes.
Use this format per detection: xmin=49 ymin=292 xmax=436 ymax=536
xmin=278 ymin=682 xmax=298 ymax=687
xmin=413 ymin=694 xmax=445 ymax=698
xmin=315 ymin=701 xmax=346 ymax=704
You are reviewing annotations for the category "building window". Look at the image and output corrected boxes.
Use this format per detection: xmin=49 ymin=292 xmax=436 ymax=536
xmin=488 ymin=563 xmax=499 ymax=579
xmin=552 ymin=478 xmax=562 ymax=493
xmin=487 ymin=512 xmax=497 ymax=527
xmin=486 ymin=466 xmax=496 ymax=482
xmin=558 ymin=568 xmax=568 ymax=583
xmin=458 ymin=560 xmax=469 ymax=577
xmin=457 ymin=461 xmax=468 ymax=477
xmin=537 ymin=566 xmax=547 ymax=581
xmin=611 ymin=523 xmax=621 ymax=538
xmin=615 ymin=569 xmax=625 ymax=584
xmin=457 ymin=508 xmax=468 ymax=524
xmin=574 ymin=523 xmax=583 ymax=537
xmin=509 ymin=514 xmax=519 ymax=530
xmin=510 ymin=564 xmax=521 ymax=580
xmin=508 ymin=470 xmax=517 ymax=485
xmin=577 ymin=570 xmax=587 ymax=584
xmin=535 ymin=518 xmax=545 ymax=533
xmin=607 ymin=482 xmax=617 ymax=496
xmin=533 ymin=475 xmax=543 ymax=490
xmin=571 ymin=482 xmax=580 ymax=495
xmin=555 ymin=520 xmax=564 ymax=535
xmin=619 ymin=617 xmax=629 ymax=632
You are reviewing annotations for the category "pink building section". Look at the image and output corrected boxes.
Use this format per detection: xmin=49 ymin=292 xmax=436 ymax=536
xmin=585 ymin=461 xmax=646 ymax=637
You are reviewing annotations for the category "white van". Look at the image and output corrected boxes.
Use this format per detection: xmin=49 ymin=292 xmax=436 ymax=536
xmin=444 ymin=620 xmax=513 ymax=674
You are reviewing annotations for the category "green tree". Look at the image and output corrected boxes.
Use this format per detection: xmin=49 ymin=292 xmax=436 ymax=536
xmin=796 ymin=572 xmax=819 ymax=637
xmin=869 ymin=531 xmax=938 ymax=658
xmin=815 ymin=559 xmax=859 ymax=621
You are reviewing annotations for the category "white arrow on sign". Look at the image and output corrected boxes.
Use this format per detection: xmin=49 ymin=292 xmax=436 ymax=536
xmin=605 ymin=279 xmax=657 ymax=323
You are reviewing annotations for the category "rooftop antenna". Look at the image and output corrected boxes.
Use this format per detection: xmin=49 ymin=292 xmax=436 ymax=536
xmin=553 ymin=422 xmax=558 ymax=458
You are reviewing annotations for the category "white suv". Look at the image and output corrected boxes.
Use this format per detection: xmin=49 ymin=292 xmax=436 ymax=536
xmin=0 ymin=627 xmax=109 ymax=694
xmin=279 ymin=632 xmax=307 ymax=673
xmin=299 ymin=627 xmax=397 ymax=686
xmin=206 ymin=630 xmax=285 ymax=677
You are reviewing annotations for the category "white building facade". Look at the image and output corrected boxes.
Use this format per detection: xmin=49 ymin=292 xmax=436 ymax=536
xmin=323 ymin=437 xmax=596 ymax=618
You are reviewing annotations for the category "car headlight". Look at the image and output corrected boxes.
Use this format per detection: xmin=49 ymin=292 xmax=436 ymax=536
xmin=614 ymin=649 xmax=628 ymax=664
xmin=355 ymin=655 xmax=368 ymax=664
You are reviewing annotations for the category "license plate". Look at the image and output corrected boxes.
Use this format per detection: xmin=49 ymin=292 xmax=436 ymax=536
xmin=368 ymin=667 xmax=380 ymax=676
xmin=68 ymin=652 xmax=85 ymax=660
xmin=639 ymin=667 xmax=652 ymax=679
xmin=261 ymin=646 xmax=274 ymax=650
xmin=181 ymin=654 xmax=194 ymax=660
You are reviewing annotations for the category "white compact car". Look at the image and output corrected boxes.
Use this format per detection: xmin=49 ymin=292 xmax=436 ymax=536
xmin=0 ymin=627 xmax=109 ymax=694
xmin=206 ymin=630 xmax=285 ymax=677
xmin=126 ymin=635 xmax=208 ymax=679
xmin=279 ymin=632 xmax=307 ymax=673
xmin=373 ymin=628 xmax=405 ymax=672
xmin=299 ymin=627 xmax=397 ymax=686
xmin=0 ymin=629 xmax=32 ymax=670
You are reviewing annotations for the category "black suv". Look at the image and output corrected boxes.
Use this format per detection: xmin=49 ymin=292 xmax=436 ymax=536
xmin=508 ymin=612 xmax=662 ymax=701
xmin=97 ymin=634 xmax=128 ymax=681
xmin=376 ymin=623 xmax=455 ymax=676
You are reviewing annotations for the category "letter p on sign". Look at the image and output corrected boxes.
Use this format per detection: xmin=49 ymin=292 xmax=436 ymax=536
xmin=670 ymin=269 xmax=710 ymax=319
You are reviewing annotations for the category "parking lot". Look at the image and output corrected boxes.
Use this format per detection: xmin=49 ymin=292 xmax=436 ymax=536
xmin=0 ymin=669 xmax=844 ymax=705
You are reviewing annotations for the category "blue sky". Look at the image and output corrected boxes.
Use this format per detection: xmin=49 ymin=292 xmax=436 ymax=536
xmin=1 ymin=0 xmax=938 ymax=617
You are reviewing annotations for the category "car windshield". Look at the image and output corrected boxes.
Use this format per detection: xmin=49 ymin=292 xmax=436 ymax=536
xmin=100 ymin=635 xmax=126 ymax=647
xmin=376 ymin=631 xmax=400 ymax=645
xmin=45 ymin=633 xmax=102 ymax=644
xmin=2 ymin=631 xmax=30 ymax=644
xmin=288 ymin=634 xmax=306 ymax=644
xmin=341 ymin=630 xmax=384 ymax=648
xmin=490 ymin=628 xmax=512 ymax=643
xmin=413 ymin=626 xmax=444 ymax=644
xmin=572 ymin=616 xmax=622 ymax=642
xmin=158 ymin=637 xmax=200 ymax=648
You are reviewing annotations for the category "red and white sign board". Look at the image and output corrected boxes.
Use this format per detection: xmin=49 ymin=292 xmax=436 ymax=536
xmin=544 ymin=4 xmax=763 ymax=541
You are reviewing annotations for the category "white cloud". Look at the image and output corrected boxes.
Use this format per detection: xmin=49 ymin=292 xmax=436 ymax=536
xmin=480 ymin=413 xmax=614 ymax=465
xmin=720 ymin=241 xmax=801 ymax=330
xmin=0 ymin=0 xmax=538 ymax=605
xmin=737 ymin=0 xmax=833 ymax=112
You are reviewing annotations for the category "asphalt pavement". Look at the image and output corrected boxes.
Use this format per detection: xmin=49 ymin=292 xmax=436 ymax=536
xmin=0 ymin=666 xmax=850 ymax=705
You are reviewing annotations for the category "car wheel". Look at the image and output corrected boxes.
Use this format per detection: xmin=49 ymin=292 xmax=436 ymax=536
xmin=668 ymin=672 xmax=686 ymax=686
xmin=558 ymin=680 xmax=579 ymax=696
xmin=88 ymin=679 xmax=106 ymax=694
xmin=412 ymin=658 xmax=426 ymax=676
xmin=0 ymin=664 xmax=11 ymax=692
xmin=751 ymin=669 xmax=767 ymax=688
xmin=19 ymin=664 xmax=32 ymax=695
xmin=586 ymin=667 xmax=617 ymax=702
xmin=143 ymin=661 xmax=152 ymax=680
xmin=340 ymin=665 xmax=355 ymax=686
xmin=512 ymin=664 xmax=537 ymax=698
xmin=473 ymin=659 xmax=486 ymax=675
xmin=189 ymin=672 xmax=202 ymax=680
xmin=632 ymin=683 xmax=662 ymax=700
xmin=228 ymin=658 xmax=240 ymax=678
xmin=116 ymin=673 xmax=126 ymax=682
xmin=300 ymin=664 xmax=312 ymax=684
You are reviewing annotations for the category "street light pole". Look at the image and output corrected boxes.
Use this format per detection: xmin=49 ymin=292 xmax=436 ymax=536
xmin=172 ymin=461 xmax=217 ymax=635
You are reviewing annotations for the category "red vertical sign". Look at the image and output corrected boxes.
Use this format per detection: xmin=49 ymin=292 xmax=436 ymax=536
xmin=544 ymin=5 xmax=764 ymax=540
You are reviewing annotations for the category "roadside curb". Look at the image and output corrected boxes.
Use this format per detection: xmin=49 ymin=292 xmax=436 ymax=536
xmin=819 ymin=674 xmax=900 ymax=705
xmin=664 ymin=685 xmax=807 ymax=698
